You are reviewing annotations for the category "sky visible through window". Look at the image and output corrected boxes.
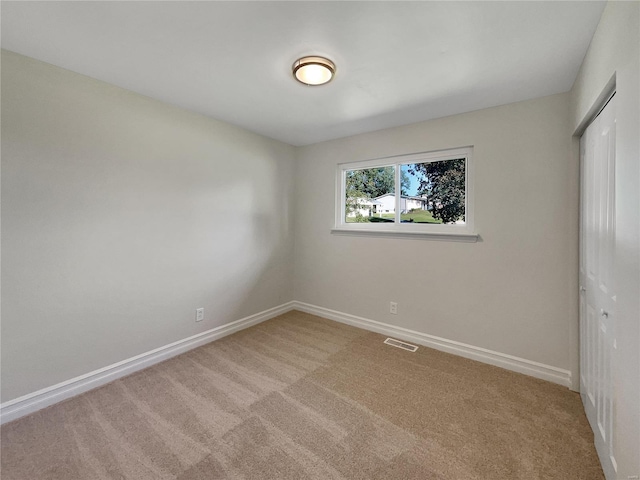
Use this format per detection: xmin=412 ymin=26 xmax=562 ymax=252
xmin=401 ymin=164 xmax=423 ymax=196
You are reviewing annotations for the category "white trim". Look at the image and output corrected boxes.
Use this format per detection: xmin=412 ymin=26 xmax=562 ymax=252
xmin=337 ymin=146 xmax=474 ymax=170
xmin=292 ymin=301 xmax=572 ymax=388
xmin=336 ymin=146 xmax=475 ymax=236
xmin=330 ymin=228 xmax=479 ymax=242
xmin=1 ymin=299 xmax=573 ymax=424
xmin=0 ymin=301 xmax=296 ymax=425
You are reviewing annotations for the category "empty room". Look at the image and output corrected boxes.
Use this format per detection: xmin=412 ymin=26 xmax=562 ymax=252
xmin=1 ymin=1 xmax=639 ymax=479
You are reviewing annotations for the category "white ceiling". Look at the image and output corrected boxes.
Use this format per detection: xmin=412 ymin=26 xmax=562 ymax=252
xmin=1 ymin=1 xmax=606 ymax=146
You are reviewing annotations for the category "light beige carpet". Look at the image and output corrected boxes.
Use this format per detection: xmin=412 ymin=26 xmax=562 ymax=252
xmin=1 ymin=311 xmax=603 ymax=479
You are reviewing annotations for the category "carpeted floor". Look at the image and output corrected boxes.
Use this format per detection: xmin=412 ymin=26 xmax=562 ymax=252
xmin=1 ymin=311 xmax=604 ymax=479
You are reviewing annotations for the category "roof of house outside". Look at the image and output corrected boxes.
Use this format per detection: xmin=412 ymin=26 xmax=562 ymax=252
xmin=374 ymin=193 xmax=428 ymax=201
xmin=352 ymin=196 xmax=383 ymax=205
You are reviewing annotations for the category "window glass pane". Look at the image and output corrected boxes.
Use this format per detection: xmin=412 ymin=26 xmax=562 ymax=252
xmin=400 ymin=158 xmax=466 ymax=224
xmin=345 ymin=166 xmax=395 ymax=223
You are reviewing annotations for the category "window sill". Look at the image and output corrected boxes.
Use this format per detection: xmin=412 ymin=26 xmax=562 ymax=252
xmin=330 ymin=228 xmax=479 ymax=242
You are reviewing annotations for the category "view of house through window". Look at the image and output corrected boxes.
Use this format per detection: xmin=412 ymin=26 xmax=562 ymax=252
xmin=345 ymin=166 xmax=395 ymax=223
xmin=344 ymin=157 xmax=467 ymax=225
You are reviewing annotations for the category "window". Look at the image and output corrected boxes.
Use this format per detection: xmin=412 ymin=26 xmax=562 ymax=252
xmin=334 ymin=147 xmax=476 ymax=240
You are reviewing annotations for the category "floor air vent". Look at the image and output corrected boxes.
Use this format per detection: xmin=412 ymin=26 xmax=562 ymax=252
xmin=384 ymin=338 xmax=418 ymax=352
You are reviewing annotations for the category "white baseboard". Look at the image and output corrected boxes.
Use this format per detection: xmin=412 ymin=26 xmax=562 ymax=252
xmin=1 ymin=300 xmax=572 ymax=424
xmin=292 ymin=301 xmax=572 ymax=388
xmin=0 ymin=301 xmax=296 ymax=425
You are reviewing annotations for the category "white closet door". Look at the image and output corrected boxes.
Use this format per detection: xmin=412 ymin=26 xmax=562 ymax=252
xmin=579 ymin=94 xmax=617 ymax=478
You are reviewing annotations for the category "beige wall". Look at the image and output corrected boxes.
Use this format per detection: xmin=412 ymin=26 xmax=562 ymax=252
xmin=570 ymin=2 xmax=640 ymax=477
xmin=3 ymin=9 xmax=637 ymax=473
xmin=294 ymin=93 xmax=576 ymax=371
xmin=1 ymin=51 xmax=296 ymax=402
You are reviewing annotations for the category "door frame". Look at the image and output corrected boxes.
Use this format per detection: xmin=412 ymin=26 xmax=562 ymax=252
xmin=570 ymin=74 xmax=616 ymax=394
xmin=573 ymin=75 xmax=617 ymax=480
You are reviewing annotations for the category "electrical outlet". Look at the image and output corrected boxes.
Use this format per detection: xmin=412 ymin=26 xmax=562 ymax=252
xmin=196 ymin=308 xmax=204 ymax=322
xmin=390 ymin=302 xmax=398 ymax=315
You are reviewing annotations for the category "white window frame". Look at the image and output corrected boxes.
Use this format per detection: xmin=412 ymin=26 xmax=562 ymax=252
xmin=333 ymin=147 xmax=477 ymax=241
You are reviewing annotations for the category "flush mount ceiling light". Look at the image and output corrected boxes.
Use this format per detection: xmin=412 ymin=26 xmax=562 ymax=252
xmin=292 ymin=56 xmax=336 ymax=86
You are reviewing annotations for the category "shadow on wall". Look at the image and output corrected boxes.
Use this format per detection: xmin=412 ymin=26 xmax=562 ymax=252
xmin=1 ymin=50 xmax=296 ymax=402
